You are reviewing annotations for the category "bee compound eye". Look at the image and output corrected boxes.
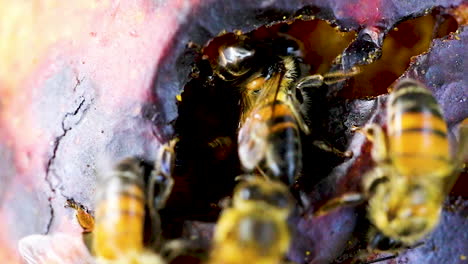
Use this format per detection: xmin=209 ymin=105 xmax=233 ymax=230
xmin=295 ymin=88 xmax=304 ymax=104
xmin=219 ymin=46 xmax=255 ymax=72
xmin=239 ymin=184 xmax=262 ymax=201
xmin=285 ymin=41 xmax=300 ymax=56
xmin=238 ymin=218 xmax=277 ymax=249
xmin=115 ymin=158 xmax=141 ymax=173
xmin=245 ymin=77 xmax=266 ymax=93
xmin=251 ymin=88 xmax=261 ymax=95
xmin=368 ymin=177 xmax=389 ymax=196
xmin=269 ymin=191 xmax=290 ymax=208
xmin=370 ymin=231 xmax=403 ymax=251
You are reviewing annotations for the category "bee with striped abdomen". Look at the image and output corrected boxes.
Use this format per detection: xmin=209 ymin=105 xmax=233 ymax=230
xmin=209 ymin=176 xmax=294 ymax=264
xmin=19 ymin=157 xmax=166 ymax=264
xmin=237 ymin=55 xmax=309 ymax=185
xmin=316 ymin=78 xmax=468 ymax=252
xmin=91 ymin=157 xmax=161 ymax=262
xmin=19 ymin=140 xmax=178 ymax=264
xmin=216 ymin=37 xmax=357 ymax=185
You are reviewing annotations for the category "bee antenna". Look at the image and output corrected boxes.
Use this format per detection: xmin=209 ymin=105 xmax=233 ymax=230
xmin=270 ymin=63 xmax=286 ymax=118
xmin=408 ymin=241 xmax=425 ymax=249
xmin=363 ymin=255 xmax=397 ymax=264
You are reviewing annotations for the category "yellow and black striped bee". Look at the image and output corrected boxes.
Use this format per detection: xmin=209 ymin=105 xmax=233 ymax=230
xmin=90 ymin=157 xmax=166 ymax=263
xmin=18 ymin=140 xmax=178 ymax=264
xmin=209 ymin=176 xmax=294 ymax=264
xmin=216 ymin=37 xmax=357 ymax=185
xmin=317 ymin=78 xmax=468 ymax=252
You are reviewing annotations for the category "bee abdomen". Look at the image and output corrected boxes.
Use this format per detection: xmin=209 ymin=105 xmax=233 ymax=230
xmin=388 ymin=80 xmax=450 ymax=176
xmin=93 ymin=164 xmax=146 ymax=259
xmin=264 ymin=102 xmax=301 ymax=184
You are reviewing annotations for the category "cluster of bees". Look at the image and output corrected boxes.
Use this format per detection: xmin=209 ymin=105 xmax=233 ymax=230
xmin=19 ymin=30 xmax=467 ymax=264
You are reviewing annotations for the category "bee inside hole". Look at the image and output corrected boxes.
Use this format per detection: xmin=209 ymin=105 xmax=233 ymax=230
xmin=167 ymin=17 xmax=358 ymax=240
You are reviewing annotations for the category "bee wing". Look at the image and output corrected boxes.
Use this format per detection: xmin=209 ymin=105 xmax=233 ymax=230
xmin=314 ymin=192 xmax=365 ymax=216
xmin=239 ymin=69 xmax=293 ymax=172
xmin=238 ymin=118 xmax=268 ymax=171
xmin=443 ymin=119 xmax=468 ymax=194
xmin=288 ymin=96 xmax=310 ymax=134
xmin=258 ymin=68 xmax=284 ymax=103
xmin=262 ymin=68 xmax=310 ymax=135
xmin=18 ymin=233 xmax=95 ymax=264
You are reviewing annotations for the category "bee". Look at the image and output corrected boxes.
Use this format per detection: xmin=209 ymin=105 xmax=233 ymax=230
xmin=209 ymin=176 xmax=294 ymax=264
xmin=65 ymin=198 xmax=95 ymax=233
xmin=18 ymin=140 xmax=178 ymax=264
xmin=215 ymin=37 xmax=357 ymax=185
xmin=316 ymin=78 xmax=468 ymax=252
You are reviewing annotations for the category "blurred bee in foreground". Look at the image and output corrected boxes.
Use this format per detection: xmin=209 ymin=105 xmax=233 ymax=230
xmin=215 ymin=37 xmax=357 ymax=185
xmin=209 ymin=176 xmax=294 ymax=264
xmin=317 ymin=78 xmax=468 ymax=254
xmin=19 ymin=140 xmax=178 ymax=264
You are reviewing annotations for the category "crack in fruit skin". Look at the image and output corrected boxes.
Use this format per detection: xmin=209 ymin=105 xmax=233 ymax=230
xmin=44 ymin=77 xmax=93 ymax=235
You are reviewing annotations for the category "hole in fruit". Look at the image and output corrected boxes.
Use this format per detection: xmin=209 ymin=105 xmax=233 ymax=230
xmin=166 ymin=18 xmax=356 ymax=230
xmin=203 ymin=19 xmax=356 ymax=76
xmin=162 ymin=8 xmax=461 ymax=244
xmin=341 ymin=11 xmax=459 ymax=98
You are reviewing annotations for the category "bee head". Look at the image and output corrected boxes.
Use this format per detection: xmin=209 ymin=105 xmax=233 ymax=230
xmin=216 ymin=44 xmax=256 ymax=81
xmin=367 ymin=229 xmax=404 ymax=252
xmin=237 ymin=217 xmax=279 ymax=253
xmin=215 ymin=37 xmax=301 ymax=82
xmin=232 ymin=176 xmax=293 ymax=216
xmin=368 ymin=177 xmax=442 ymax=245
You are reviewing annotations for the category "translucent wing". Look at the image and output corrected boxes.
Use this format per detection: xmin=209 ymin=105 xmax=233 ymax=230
xmin=238 ymin=118 xmax=269 ymax=171
xmin=259 ymin=65 xmax=310 ymax=134
xmin=238 ymin=70 xmax=285 ymax=171
xmin=259 ymin=68 xmax=285 ymax=106
xmin=18 ymin=233 xmax=95 ymax=264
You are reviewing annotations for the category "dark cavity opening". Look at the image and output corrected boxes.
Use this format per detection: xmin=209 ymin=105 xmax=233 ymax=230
xmin=165 ymin=18 xmax=356 ymax=229
xmin=162 ymin=9 xmax=459 ymax=240
xmin=341 ymin=10 xmax=459 ymax=98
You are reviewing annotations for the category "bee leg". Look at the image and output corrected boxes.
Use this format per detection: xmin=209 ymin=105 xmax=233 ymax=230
xmin=314 ymin=192 xmax=365 ymax=216
xmin=361 ymin=166 xmax=392 ymax=197
xmin=322 ymin=67 xmax=360 ymax=85
xmin=186 ymin=41 xmax=202 ymax=51
xmin=361 ymin=255 xmax=398 ymax=264
xmin=147 ymin=139 xmax=177 ymax=248
xmin=235 ymin=173 xmax=269 ymax=182
xmin=256 ymin=167 xmax=271 ymax=180
xmin=296 ymin=74 xmax=326 ymax=89
xmin=312 ymin=140 xmax=353 ymax=158
xmin=160 ymin=239 xmax=209 ymax=263
xmin=455 ymin=119 xmax=468 ymax=165
xmin=354 ymin=123 xmax=388 ymax=163
xmin=296 ymin=68 xmax=359 ymax=97
xmin=348 ymin=250 xmax=371 ymax=264
xmin=443 ymin=120 xmax=468 ymax=193
xmin=297 ymin=67 xmax=359 ymax=89
xmin=217 ymin=196 xmax=232 ymax=209
xmin=358 ymin=124 xmax=391 ymax=194
xmin=293 ymin=189 xmax=311 ymax=214
xmin=360 ymin=241 xmax=423 ymax=263
xmin=208 ymin=136 xmax=234 ymax=160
